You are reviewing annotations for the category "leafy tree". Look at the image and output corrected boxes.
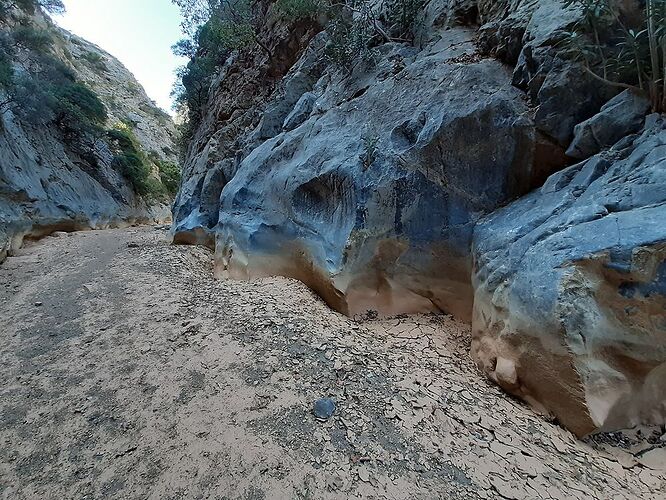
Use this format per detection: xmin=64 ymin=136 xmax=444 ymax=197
xmin=108 ymin=125 xmax=176 ymax=199
xmin=561 ymin=0 xmax=666 ymax=111
xmin=53 ymin=82 xmax=107 ymax=135
xmin=0 ymin=0 xmax=65 ymax=16
xmin=157 ymin=160 xmax=182 ymax=194
xmin=276 ymin=0 xmax=322 ymax=20
xmin=108 ymin=126 xmax=152 ymax=195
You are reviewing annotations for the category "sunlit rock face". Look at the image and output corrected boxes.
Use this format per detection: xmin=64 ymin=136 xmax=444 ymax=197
xmin=472 ymin=117 xmax=666 ymax=437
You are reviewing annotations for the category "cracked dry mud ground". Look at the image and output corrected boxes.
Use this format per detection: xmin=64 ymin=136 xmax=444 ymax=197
xmin=1 ymin=227 xmax=665 ymax=499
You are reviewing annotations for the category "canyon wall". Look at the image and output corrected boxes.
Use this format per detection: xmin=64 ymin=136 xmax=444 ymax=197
xmin=173 ymin=0 xmax=665 ymax=434
xmin=0 ymin=3 xmax=178 ymax=261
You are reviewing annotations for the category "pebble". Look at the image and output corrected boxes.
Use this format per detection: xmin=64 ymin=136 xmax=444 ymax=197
xmin=313 ymin=398 xmax=336 ymax=420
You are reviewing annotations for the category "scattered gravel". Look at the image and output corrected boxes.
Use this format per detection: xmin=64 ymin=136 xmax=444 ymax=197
xmin=0 ymin=227 xmax=663 ymax=499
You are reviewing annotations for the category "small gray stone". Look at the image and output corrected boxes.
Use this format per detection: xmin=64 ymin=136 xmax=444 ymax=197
xmin=313 ymin=398 xmax=336 ymax=420
xmin=566 ymin=89 xmax=651 ymax=159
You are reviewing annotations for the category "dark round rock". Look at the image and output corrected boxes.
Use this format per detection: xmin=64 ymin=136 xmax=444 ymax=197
xmin=313 ymin=398 xmax=336 ymax=420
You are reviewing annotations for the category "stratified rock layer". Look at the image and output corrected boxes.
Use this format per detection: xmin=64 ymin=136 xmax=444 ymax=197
xmin=472 ymin=117 xmax=666 ymax=436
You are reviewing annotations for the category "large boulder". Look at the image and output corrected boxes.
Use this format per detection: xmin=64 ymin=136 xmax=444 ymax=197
xmin=209 ymin=27 xmax=561 ymax=321
xmin=472 ymin=116 xmax=666 ymax=436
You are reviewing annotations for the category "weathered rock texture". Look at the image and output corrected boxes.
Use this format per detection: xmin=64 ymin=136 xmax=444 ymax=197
xmin=173 ymin=0 xmax=661 ymax=434
xmin=472 ymin=116 xmax=666 ymax=436
xmin=174 ymin=1 xmax=571 ymax=320
xmin=0 ymin=6 xmax=177 ymax=261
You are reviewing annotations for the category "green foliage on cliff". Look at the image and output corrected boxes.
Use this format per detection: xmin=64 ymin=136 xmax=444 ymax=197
xmin=171 ymin=0 xmax=261 ymax=135
xmin=8 ymin=53 xmax=107 ymax=137
xmin=109 ymin=126 xmax=154 ymax=196
xmin=53 ymin=82 xmax=107 ymax=135
xmin=561 ymin=0 xmax=666 ymax=112
xmin=0 ymin=8 xmax=109 ymax=139
xmin=12 ymin=25 xmax=52 ymax=50
xmin=170 ymin=0 xmax=426 ymax=151
xmin=157 ymin=160 xmax=182 ymax=194
xmin=276 ymin=0 xmax=321 ymax=20
xmin=0 ymin=0 xmax=65 ymax=17
xmin=109 ymin=125 xmax=179 ymax=199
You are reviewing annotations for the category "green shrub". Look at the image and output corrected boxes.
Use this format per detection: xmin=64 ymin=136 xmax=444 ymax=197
xmin=561 ymin=0 xmax=666 ymax=112
xmin=108 ymin=125 xmax=154 ymax=195
xmin=0 ymin=0 xmax=65 ymax=15
xmin=82 ymin=50 xmax=107 ymax=71
xmin=0 ymin=52 xmax=13 ymax=89
xmin=324 ymin=15 xmax=377 ymax=69
xmin=12 ymin=25 xmax=52 ymax=51
xmin=56 ymin=83 xmax=107 ymax=122
xmin=108 ymin=125 xmax=175 ymax=199
xmin=52 ymin=82 xmax=107 ymax=135
xmin=157 ymin=160 xmax=181 ymax=194
xmin=383 ymin=0 xmax=423 ymax=41
xmin=276 ymin=0 xmax=322 ymax=21
xmin=112 ymin=152 xmax=152 ymax=195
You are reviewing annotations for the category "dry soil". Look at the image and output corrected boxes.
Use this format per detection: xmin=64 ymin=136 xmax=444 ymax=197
xmin=1 ymin=227 xmax=665 ymax=499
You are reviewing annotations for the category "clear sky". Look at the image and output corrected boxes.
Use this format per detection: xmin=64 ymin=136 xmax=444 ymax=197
xmin=55 ymin=0 xmax=187 ymax=114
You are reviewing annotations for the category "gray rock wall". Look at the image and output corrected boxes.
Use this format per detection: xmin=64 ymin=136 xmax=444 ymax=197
xmin=173 ymin=2 xmax=569 ymax=321
xmin=173 ymin=0 xmax=662 ymax=434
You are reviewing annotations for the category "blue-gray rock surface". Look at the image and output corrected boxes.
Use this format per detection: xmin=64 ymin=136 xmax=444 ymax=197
xmin=172 ymin=0 xmax=665 ymax=434
xmin=472 ymin=116 xmax=666 ymax=436
xmin=566 ymin=90 xmax=651 ymax=160
xmin=173 ymin=6 xmax=568 ymax=321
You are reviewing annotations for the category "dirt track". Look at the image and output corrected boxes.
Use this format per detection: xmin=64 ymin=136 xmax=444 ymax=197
xmin=1 ymin=227 xmax=664 ymax=499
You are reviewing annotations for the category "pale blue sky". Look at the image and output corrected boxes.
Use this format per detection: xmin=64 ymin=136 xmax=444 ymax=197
xmin=55 ymin=0 xmax=187 ymax=113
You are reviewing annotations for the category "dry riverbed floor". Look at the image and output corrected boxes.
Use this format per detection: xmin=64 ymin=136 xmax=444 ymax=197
xmin=1 ymin=226 xmax=665 ymax=499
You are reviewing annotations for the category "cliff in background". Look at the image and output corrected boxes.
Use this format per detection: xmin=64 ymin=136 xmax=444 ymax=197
xmin=0 ymin=2 xmax=179 ymax=262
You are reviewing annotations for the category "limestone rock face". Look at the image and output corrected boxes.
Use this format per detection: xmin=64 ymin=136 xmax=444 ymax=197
xmin=172 ymin=1 xmax=578 ymax=320
xmin=172 ymin=0 xmax=664 ymax=435
xmin=472 ymin=117 xmax=666 ymax=436
xmin=55 ymin=30 xmax=179 ymax=164
xmin=192 ymin=28 xmax=561 ymax=320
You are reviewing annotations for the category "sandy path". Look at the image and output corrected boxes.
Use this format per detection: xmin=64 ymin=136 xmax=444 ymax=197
xmin=0 ymin=227 xmax=664 ymax=499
